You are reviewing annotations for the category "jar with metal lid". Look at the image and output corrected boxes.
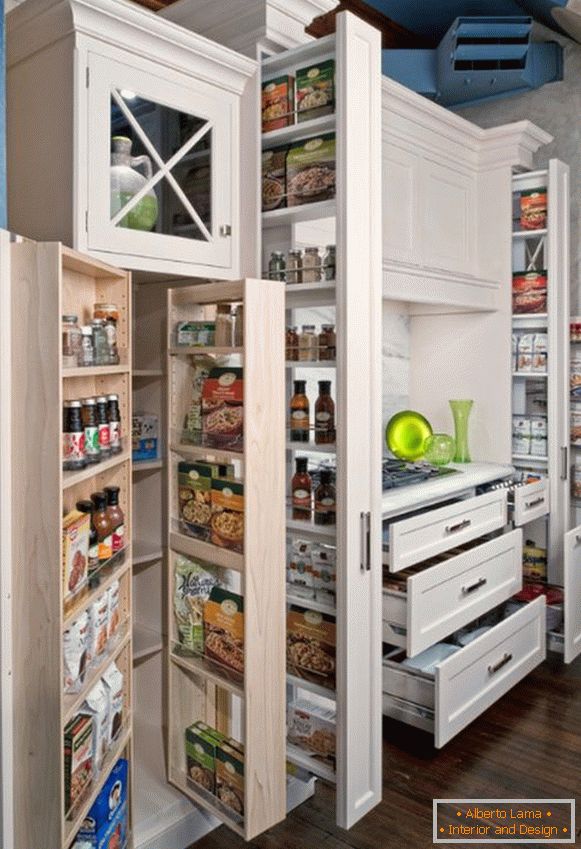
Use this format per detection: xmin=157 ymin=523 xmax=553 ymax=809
xmin=78 ymin=326 xmax=94 ymax=368
xmin=286 ymin=327 xmax=299 ymax=361
xmin=298 ymin=325 xmax=318 ymax=362
xmin=302 ymin=247 xmax=322 ymax=283
xmin=287 ymin=249 xmax=303 ymax=285
xmin=91 ymin=319 xmax=109 ymax=366
xmin=215 ymin=304 xmax=234 ymax=347
xmin=323 ymin=245 xmax=336 ymax=281
xmin=62 ymin=315 xmax=82 ymax=368
xmin=269 ymin=251 xmax=286 ymax=282
xmin=318 ymin=325 xmax=336 ymax=361
xmin=104 ymin=318 xmax=120 ymax=365
xmin=93 ymin=303 xmax=120 ymax=323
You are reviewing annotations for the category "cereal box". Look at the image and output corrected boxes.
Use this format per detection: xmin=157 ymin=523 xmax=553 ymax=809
xmin=211 ymin=478 xmax=244 ymax=552
xmin=204 ymin=587 xmax=244 ymax=676
xmin=287 ymin=607 xmax=336 ymax=690
xmin=262 ymin=146 xmax=288 ymax=211
xmin=185 ymin=721 xmax=224 ymax=795
xmin=287 ymin=698 xmax=336 ymax=765
xmin=296 ymin=59 xmax=335 ymax=122
xmin=216 ymin=744 xmax=244 ymax=817
xmin=262 ymin=75 xmax=294 ymax=133
xmin=202 ymin=367 xmax=244 ymax=449
xmin=63 ymin=510 xmax=90 ymax=605
xmin=132 ymin=413 xmax=158 ymax=462
xmin=77 ymin=758 xmax=128 ymax=849
xmin=287 ymin=133 xmax=336 ymax=208
xmin=64 ymin=714 xmax=93 ymax=816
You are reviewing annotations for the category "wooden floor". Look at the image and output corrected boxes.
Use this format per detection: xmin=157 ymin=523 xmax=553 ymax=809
xmin=190 ymin=656 xmax=581 ymax=848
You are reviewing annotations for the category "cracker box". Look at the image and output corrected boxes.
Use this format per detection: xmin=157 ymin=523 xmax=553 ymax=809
xmin=63 ymin=510 xmax=90 ymax=605
xmin=64 ymin=714 xmax=94 ymax=816
xmin=185 ymin=721 xmax=225 ymax=795
xmin=523 ymin=542 xmax=547 ymax=582
xmin=204 ymin=587 xmax=244 ymax=676
xmin=287 ymin=698 xmax=336 ymax=765
xmin=202 ymin=367 xmax=244 ymax=449
xmin=216 ymin=744 xmax=245 ymax=817
xmin=262 ymin=146 xmax=288 ymax=211
xmin=296 ymin=59 xmax=335 ymax=122
xmin=287 ymin=133 xmax=336 ymax=208
xmin=287 ymin=607 xmax=336 ymax=690
xmin=211 ymin=478 xmax=244 ymax=552
xmin=262 ymin=75 xmax=294 ymax=133
xmin=132 ymin=413 xmax=158 ymax=462
xmin=287 ymin=539 xmax=315 ymax=600
xmin=311 ymin=543 xmax=336 ymax=604
xmin=77 ymin=758 xmax=128 ymax=849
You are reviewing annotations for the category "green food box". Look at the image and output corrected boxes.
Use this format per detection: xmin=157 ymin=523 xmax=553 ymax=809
xmin=185 ymin=721 xmax=225 ymax=795
xmin=296 ymin=59 xmax=335 ymax=122
xmin=286 ymin=133 xmax=336 ymax=208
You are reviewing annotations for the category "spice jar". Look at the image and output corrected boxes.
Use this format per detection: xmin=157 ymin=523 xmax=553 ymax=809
xmin=62 ymin=315 xmax=82 ymax=368
xmin=104 ymin=486 xmax=125 ymax=555
xmin=292 ymin=457 xmax=312 ymax=522
xmin=269 ymin=251 xmax=286 ymax=282
xmin=105 ymin=319 xmax=120 ymax=365
xmin=63 ymin=400 xmax=86 ymax=471
xmin=215 ymin=304 xmax=234 ymax=347
xmin=315 ymin=469 xmax=336 ymax=525
xmin=91 ymin=319 xmax=109 ymax=366
xmin=287 ymin=249 xmax=303 ymax=285
xmin=318 ymin=325 xmax=336 ymax=361
xmin=76 ymin=500 xmax=99 ymax=580
xmin=96 ymin=396 xmax=111 ymax=459
xmin=302 ymin=247 xmax=322 ymax=283
xmin=234 ymin=304 xmax=244 ymax=347
xmin=298 ymin=325 xmax=318 ymax=362
xmin=290 ymin=380 xmax=310 ymax=443
xmin=286 ymin=327 xmax=299 ymax=362
xmin=82 ymin=397 xmax=100 ymax=465
xmin=90 ymin=492 xmax=114 ymax=563
xmin=315 ymin=381 xmax=336 ymax=445
xmin=107 ymin=394 xmax=122 ymax=454
xmin=94 ymin=303 xmax=120 ymax=323
xmin=323 ymin=245 xmax=336 ymax=281
xmin=79 ymin=326 xmax=94 ymax=368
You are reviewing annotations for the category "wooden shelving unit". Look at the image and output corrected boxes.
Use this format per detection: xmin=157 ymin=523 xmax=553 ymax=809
xmin=166 ymin=278 xmax=286 ymax=841
xmin=8 ymin=239 xmax=133 ymax=849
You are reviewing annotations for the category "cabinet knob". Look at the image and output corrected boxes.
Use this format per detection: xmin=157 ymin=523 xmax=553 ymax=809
xmin=220 ymin=225 xmax=232 ymax=237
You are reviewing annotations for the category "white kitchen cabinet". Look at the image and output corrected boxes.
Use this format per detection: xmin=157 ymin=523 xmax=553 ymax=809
xmin=6 ymin=0 xmax=259 ymax=278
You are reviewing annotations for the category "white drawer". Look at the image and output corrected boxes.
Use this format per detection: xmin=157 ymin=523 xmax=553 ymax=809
xmin=383 ymin=529 xmax=523 ymax=657
xmin=512 ymin=478 xmax=549 ymax=526
xmin=382 ymin=596 xmax=546 ymax=747
xmin=385 ymin=489 xmax=508 ymax=573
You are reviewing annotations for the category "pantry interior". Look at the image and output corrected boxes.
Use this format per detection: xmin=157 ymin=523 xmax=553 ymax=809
xmin=1 ymin=0 xmax=581 ymax=848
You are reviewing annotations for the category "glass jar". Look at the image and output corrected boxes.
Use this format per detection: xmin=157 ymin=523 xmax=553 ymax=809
xmin=62 ymin=315 xmax=81 ymax=368
xmin=79 ymin=326 xmax=94 ymax=367
xmin=287 ymin=249 xmax=303 ymax=285
xmin=318 ymin=325 xmax=336 ymax=361
xmin=91 ymin=319 xmax=109 ymax=366
xmin=93 ymin=303 xmax=120 ymax=324
xmin=286 ymin=327 xmax=299 ymax=362
xmin=105 ymin=319 xmax=120 ymax=365
xmin=215 ymin=304 xmax=234 ymax=347
xmin=323 ymin=245 xmax=336 ymax=281
xmin=302 ymin=247 xmax=322 ymax=283
xmin=269 ymin=251 xmax=286 ymax=282
xmin=298 ymin=325 xmax=318 ymax=362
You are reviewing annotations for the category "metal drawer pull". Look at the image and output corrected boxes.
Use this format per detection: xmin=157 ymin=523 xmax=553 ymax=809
xmin=525 ymin=497 xmax=545 ymax=509
xmin=462 ymin=577 xmax=487 ymax=595
xmin=445 ymin=518 xmax=472 ymax=535
xmin=488 ymin=652 xmax=513 ymax=675
xmin=219 ymin=224 xmax=232 ymax=237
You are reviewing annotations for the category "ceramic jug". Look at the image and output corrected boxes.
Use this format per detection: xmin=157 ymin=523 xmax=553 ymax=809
xmin=110 ymin=136 xmax=158 ymax=231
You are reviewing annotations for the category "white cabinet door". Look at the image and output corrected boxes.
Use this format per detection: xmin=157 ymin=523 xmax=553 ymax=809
xmin=563 ymin=526 xmax=581 ymax=663
xmin=382 ymin=143 xmax=420 ymax=266
xmin=420 ymin=158 xmax=476 ymax=276
xmin=87 ymin=51 xmax=235 ymax=271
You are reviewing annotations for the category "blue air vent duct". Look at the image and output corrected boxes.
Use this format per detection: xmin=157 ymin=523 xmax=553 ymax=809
xmin=382 ymin=16 xmax=563 ymax=108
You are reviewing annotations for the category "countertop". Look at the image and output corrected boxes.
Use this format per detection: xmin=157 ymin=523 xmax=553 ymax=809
xmin=381 ymin=462 xmax=514 ymax=520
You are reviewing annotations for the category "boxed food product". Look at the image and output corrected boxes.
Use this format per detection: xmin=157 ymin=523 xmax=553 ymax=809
xmin=204 ymin=587 xmax=244 ymax=675
xmin=202 ymin=367 xmax=244 ymax=449
xmin=288 ymin=539 xmax=315 ymax=599
xmin=512 ymin=334 xmax=518 ymax=372
xmin=183 ymin=357 xmax=215 ymax=443
xmin=512 ymin=271 xmax=547 ymax=314
xmin=83 ymin=681 xmax=109 ymax=774
xmin=571 ymin=354 xmax=581 ymax=396
xmin=532 ymin=333 xmax=548 ymax=372
xmin=102 ymin=662 xmax=124 ymax=746
xmin=311 ymin=543 xmax=336 ymax=604
xmin=287 ymin=698 xmax=336 ymax=764
xmin=512 ymin=435 xmax=530 ymax=456
xmin=523 ymin=541 xmax=547 ymax=581
xmin=262 ymin=146 xmax=288 ymax=211
xmin=77 ymin=758 xmax=128 ymax=849
xmin=132 ymin=413 xmax=158 ymax=462
xmin=63 ymin=510 xmax=90 ymax=603
xmin=512 ymin=416 xmax=531 ymax=437
xmin=64 ymin=713 xmax=93 ymax=816
xmin=531 ymin=416 xmax=548 ymax=439
xmin=287 ymin=607 xmax=336 ymax=690
xmin=175 ymin=321 xmax=216 ymax=347
xmin=185 ymin=721 xmax=223 ymax=794
xmin=287 ymin=133 xmax=336 ymax=208
xmin=571 ymin=410 xmax=581 ymax=444
xmin=216 ymin=744 xmax=244 ymax=817
xmin=531 ymin=436 xmax=548 ymax=458
xmin=87 ymin=593 xmax=109 ymax=665
xmin=64 ymin=613 xmax=90 ymax=694
xmin=178 ymin=461 xmax=214 ymax=540
xmin=261 ymin=75 xmax=294 ymax=133
xmin=520 ymin=188 xmax=547 ymax=230
xmin=296 ymin=60 xmax=335 ymax=122
xmin=107 ymin=581 xmax=121 ymax=641
xmin=211 ymin=478 xmax=244 ymax=552
xmin=173 ymin=555 xmax=220 ymax=654
xmin=516 ymin=333 xmax=534 ymax=372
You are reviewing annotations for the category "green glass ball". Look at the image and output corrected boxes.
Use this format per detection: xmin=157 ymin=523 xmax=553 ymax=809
xmin=423 ymin=433 xmax=455 ymax=466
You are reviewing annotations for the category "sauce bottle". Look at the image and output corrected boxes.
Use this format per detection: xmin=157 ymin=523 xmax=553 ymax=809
xmin=315 ymin=469 xmax=336 ymax=525
xmin=290 ymin=380 xmax=310 ymax=443
xmin=90 ymin=491 xmax=113 ymax=563
xmin=63 ymin=400 xmax=86 ymax=471
xmin=315 ymin=381 xmax=336 ymax=445
xmin=96 ymin=396 xmax=111 ymax=459
xmin=107 ymin=394 xmax=122 ymax=455
xmin=104 ymin=485 xmax=125 ymax=556
xmin=292 ymin=457 xmax=312 ymax=522
xmin=82 ymin=398 xmax=100 ymax=465
xmin=76 ymin=499 xmax=99 ymax=580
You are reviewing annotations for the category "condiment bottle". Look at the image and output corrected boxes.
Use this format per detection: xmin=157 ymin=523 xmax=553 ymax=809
xmin=81 ymin=397 xmax=100 ymax=465
xmin=315 ymin=381 xmax=336 ymax=445
xmin=104 ymin=486 xmax=125 ymax=555
xmin=63 ymin=400 xmax=86 ymax=471
xmin=287 ymin=249 xmax=303 ymax=285
xmin=298 ymin=325 xmax=318 ymax=362
xmin=62 ymin=315 xmax=82 ymax=369
xmin=323 ymin=245 xmax=336 ymax=281
xmin=105 ymin=318 xmax=120 ymax=365
xmin=215 ymin=304 xmax=234 ymax=347
xmin=286 ymin=327 xmax=299 ymax=362
xmin=76 ymin=499 xmax=99 ymax=580
xmin=269 ymin=251 xmax=286 ymax=282
xmin=290 ymin=380 xmax=310 ymax=443
xmin=315 ymin=469 xmax=336 ymax=525
xmin=91 ymin=319 xmax=109 ymax=366
xmin=96 ymin=396 xmax=111 ymax=459
xmin=292 ymin=457 xmax=312 ymax=522
xmin=90 ymin=491 xmax=114 ymax=563
xmin=79 ymin=326 xmax=94 ymax=367
xmin=302 ymin=247 xmax=322 ymax=283
xmin=107 ymin=394 xmax=122 ymax=454
xmin=318 ymin=325 xmax=336 ymax=361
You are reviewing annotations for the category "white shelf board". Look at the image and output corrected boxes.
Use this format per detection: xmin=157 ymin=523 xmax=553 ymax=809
xmin=512 ymin=454 xmax=548 ymax=465
xmin=512 ymin=372 xmax=548 ymax=378
xmin=133 ymin=541 xmax=163 ymax=566
xmin=286 ymin=440 xmax=336 ymax=455
xmin=287 ymin=672 xmax=336 ymax=701
xmin=263 ymin=200 xmax=336 ymax=229
xmin=285 ymin=280 xmax=336 ymax=309
xmin=262 ymin=113 xmax=335 ymax=148
xmin=261 ymin=33 xmax=335 ymax=76
xmin=133 ymin=624 xmax=164 ymax=662
xmin=286 ymin=516 xmax=337 ymax=541
xmin=286 ymin=743 xmax=336 ymax=784
xmin=286 ymin=360 xmax=336 ymax=369
xmin=512 ymin=228 xmax=548 ymax=239
xmin=286 ymin=591 xmax=336 ymax=616
xmin=512 ymin=314 xmax=548 ymax=329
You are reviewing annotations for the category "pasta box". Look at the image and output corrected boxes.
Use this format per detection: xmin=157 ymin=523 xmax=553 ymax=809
xmin=287 ymin=698 xmax=336 ymax=765
xmin=216 ymin=744 xmax=245 ymax=818
xmin=64 ymin=713 xmax=94 ymax=816
xmin=77 ymin=758 xmax=128 ymax=849
xmin=261 ymin=75 xmax=294 ymax=133
xmin=204 ymin=587 xmax=244 ymax=676
xmin=296 ymin=59 xmax=335 ymax=122
xmin=287 ymin=607 xmax=336 ymax=690
xmin=211 ymin=478 xmax=244 ymax=552
xmin=202 ymin=367 xmax=244 ymax=449
xmin=262 ymin=146 xmax=288 ymax=211
xmin=287 ymin=133 xmax=336 ymax=208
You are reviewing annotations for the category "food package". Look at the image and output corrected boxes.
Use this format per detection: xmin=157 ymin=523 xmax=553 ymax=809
xmin=183 ymin=356 xmax=215 ymax=443
xmin=287 ymin=133 xmax=336 ymax=207
xmin=287 ymin=539 xmax=315 ymax=599
xmin=87 ymin=593 xmax=109 ymax=665
xmin=516 ymin=333 xmax=534 ymax=372
xmin=202 ymin=367 xmax=244 ymax=449
xmin=178 ymin=462 xmax=214 ymax=540
xmin=512 ymin=435 xmax=530 ymax=456
xmin=216 ymin=743 xmax=244 ymax=817
xmin=211 ymin=478 xmax=244 ymax=552
xmin=512 ymin=334 xmax=518 ymax=372
xmin=132 ymin=413 xmax=158 ymax=462
xmin=261 ymin=75 xmax=294 ymax=133
xmin=185 ymin=721 xmax=226 ymax=794
xmin=512 ymin=416 xmax=531 ymax=437
xmin=296 ymin=60 xmax=335 ymax=122
xmin=522 ymin=541 xmax=548 ymax=581
xmin=83 ymin=680 xmax=109 ymax=774
xmin=574 ymin=463 xmax=581 ymax=499
xmin=102 ymin=662 xmax=124 ymax=747
xmin=287 ymin=698 xmax=336 ymax=764
xmin=107 ymin=581 xmax=121 ymax=641
xmin=520 ymin=188 xmax=547 ymax=230
xmin=530 ymin=436 xmax=548 ymax=458
xmin=530 ymin=416 xmax=547 ymax=439
xmin=287 ymin=607 xmax=336 ymax=690
xmin=311 ymin=543 xmax=336 ymax=604
xmin=532 ymin=334 xmax=548 ymax=372
xmin=571 ymin=410 xmax=581 ymax=444
xmin=262 ymin=146 xmax=288 ymax=212
xmin=63 ymin=510 xmax=90 ymax=604
xmin=571 ymin=354 xmax=581 ymax=396
xmin=64 ymin=613 xmax=90 ymax=695
xmin=204 ymin=587 xmax=244 ymax=675
xmin=175 ymin=321 xmax=216 ymax=348
xmin=77 ymin=758 xmax=128 ymax=849
xmin=512 ymin=271 xmax=547 ymax=314
xmin=173 ymin=555 xmax=220 ymax=654
xmin=64 ymin=713 xmax=93 ymax=816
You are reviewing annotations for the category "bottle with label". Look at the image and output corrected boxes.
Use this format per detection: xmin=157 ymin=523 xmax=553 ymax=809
xmin=315 ymin=469 xmax=336 ymax=525
xmin=290 ymin=380 xmax=310 ymax=443
xmin=292 ymin=457 xmax=312 ymax=522
xmin=96 ymin=396 xmax=111 ymax=459
xmin=286 ymin=326 xmax=299 ymax=362
xmin=81 ymin=398 xmax=100 ymax=464
xmin=90 ymin=491 xmax=113 ymax=563
xmin=107 ymin=394 xmax=122 ymax=454
xmin=76 ymin=499 xmax=99 ymax=580
xmin=104 ymin=485 xmax=125 ymax=557
xmin=315 ymin=381 xmax=336 ymax=445
xmin=298 ymin=325 xmax=318 ymax=362
xmin=63 ymin=400 xmax=86 ymax=471
xmin=318 ymin=325 xmax=336 ymax=361
xmin=79 ymin=326 xmax=94 ymax=367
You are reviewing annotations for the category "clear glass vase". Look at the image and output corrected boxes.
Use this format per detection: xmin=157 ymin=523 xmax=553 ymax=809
xmin=449 ymin=400 xmax=473 ymax=463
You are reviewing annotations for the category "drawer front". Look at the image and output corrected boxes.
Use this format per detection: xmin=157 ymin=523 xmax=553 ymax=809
xmin=406 ymin=529 xmax=523 ymax=657
xmin=513 ymin=479 xmax=549 ymax=526
xmin=435 ymin=596 xmax=546 ymax=747
xmin=387 ymin=490 xmax=508 ymax=572
xmin=382 ymin=694 xmax=434 ymax=734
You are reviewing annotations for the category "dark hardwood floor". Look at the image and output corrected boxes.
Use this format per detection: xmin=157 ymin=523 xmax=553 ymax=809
xmin=189 ymin=656 xmax=581 ymax=849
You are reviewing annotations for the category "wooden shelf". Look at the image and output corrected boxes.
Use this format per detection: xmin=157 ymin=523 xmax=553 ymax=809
xmin=286 ymin=360 xmax=336 ymax=369
xmin=133 ymin=457 xmax=164 ymax=472
xmin=63 ymin=556 xmax=131 ymax=631
xmin=132 ymin=540 xmax=163 ymax=566
xmin=170 ymin=651 xmax=244 ymax=698
xmin=169 ymin=529 xmax=244 ymax=572
xmin=286 ymin=592 xmax=336 ymax=616
xmin=286 ymin=440 xmax=336 ymax=455
xmin=62 ymin=446 xmax=131 ymax=490
xmin=286 ymin=743 xmax=336 ymax=784
xmin=171 ymin=441 xmax=244 ymax=465
xmin=63 ymin=363 xmax=130 ymax=378
xmin=286 ymin=516 xmax=337 ymax=541
xmin=261 ymin=113 xmax=335 ymax=148
xmin=168 ymin=768 xmax=245 ymax=838
xmin=285 ymin=280 xmax=336 ymax=309
xmin=262 ymin=200 xmax=336 ymax=229
xmin=169 ymin=346 xmax=244 ymax=357
xmin=133 ymin=624 xmax=164 ymax=662
xmin=133 ymin=368 xmax=164 ymax=378
xmin=287 ymin=672 xmax=336 ymax=701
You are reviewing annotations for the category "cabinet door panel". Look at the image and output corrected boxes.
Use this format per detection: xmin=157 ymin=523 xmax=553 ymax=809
xmin=421 ymin=159 xmax=475 ymax=275
xmin=564 ymin=526 xmax=581 ymax=663
xmin=382 ymin=143 xmax=419 ymax=266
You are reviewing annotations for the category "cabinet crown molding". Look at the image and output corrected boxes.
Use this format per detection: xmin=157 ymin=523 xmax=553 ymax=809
xmin=7 ymin=0 xmax=257 ymax=94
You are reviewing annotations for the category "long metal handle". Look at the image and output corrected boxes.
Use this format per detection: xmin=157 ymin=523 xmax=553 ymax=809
xmin=561 ymin=446 xmax=568 ymax=481
xmin=525 ymin=497 xmax=545 ymax=509
xmin=445 ymin=518 xmax=472 ymax=535
xmin=360 ymin=511 xmax=371 ymax=572
xmin=461 ymin=576 xmax=487 ymax=595
xmin=488 ymin=652 xmax=513 ymax=675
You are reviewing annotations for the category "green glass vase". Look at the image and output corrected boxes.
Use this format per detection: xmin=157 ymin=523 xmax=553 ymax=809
xmin=449 ymin=400 xmax=473 ymax=463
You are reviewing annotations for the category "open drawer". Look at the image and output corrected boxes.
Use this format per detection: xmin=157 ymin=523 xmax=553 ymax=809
xmin=382 ymin=595 xmax=546 ymax=747
xmin=383 ymin=529 xmax=523 ymax=656
xmin=384 ymin=489 xmax=508 ymax=573
xmin=510 ymin=477 xmax=549 ymax=526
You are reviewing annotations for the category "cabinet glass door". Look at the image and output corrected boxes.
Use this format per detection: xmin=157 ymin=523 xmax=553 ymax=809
xmin=88 ymin=53 xmax=233 ymax=271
